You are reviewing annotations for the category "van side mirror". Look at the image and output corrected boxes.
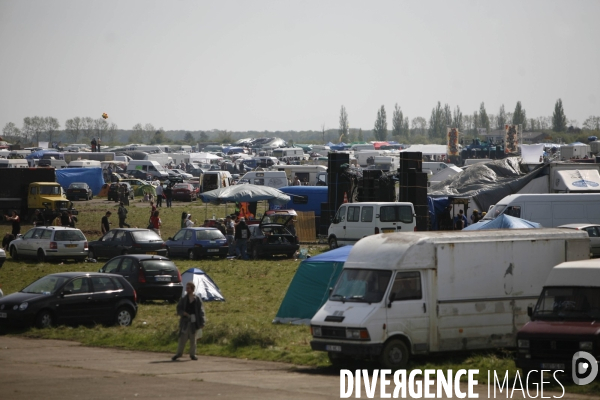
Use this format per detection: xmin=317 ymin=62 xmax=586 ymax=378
xmin=388 ymin=292 xmax=396 ymax=308
xmin=527 ymin=306 xmax=533 ymax=318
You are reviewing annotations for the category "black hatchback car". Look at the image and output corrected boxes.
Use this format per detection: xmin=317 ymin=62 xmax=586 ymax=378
xmin=247 ymin=213 xmax=299 ymax=259
xmin=88 ymin=229 xmax=167 ymax=260
xmin=99 ymin=255 xmax=182 ymax=302
xmin=0 ymin=272 xmax=137 ymax=328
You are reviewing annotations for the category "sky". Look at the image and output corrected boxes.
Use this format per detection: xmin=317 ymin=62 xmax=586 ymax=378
xmin=1 ymin=0 xmax=599 ymax=134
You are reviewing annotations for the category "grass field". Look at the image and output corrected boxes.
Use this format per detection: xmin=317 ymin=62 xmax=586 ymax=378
xmin=1 ymin=196 xmax=598 ymax=394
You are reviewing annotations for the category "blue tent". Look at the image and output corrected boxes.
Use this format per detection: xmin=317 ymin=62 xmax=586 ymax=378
xmin=56 ymin=168 xmax=105 ymax=195
xmin=463 ymin=214 xmax=542 ymax=230
xmin=181 ymin=268 xmax=225 ymax=301
xmin=269 ymin=186 xmax=327 ymax=216
xmin=273 ymin=246 xmax=352 ymax=325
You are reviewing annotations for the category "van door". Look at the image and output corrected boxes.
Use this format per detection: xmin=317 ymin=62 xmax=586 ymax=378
xmin=343 ymin=205 xmax=362 ymax=245
xmin=377 ymin=204 xmax=415 ymax=233
xmin=329 ymin=205 xmax=348 ymax=245
xmin=386 ymin=271 xmax=430 ymax=354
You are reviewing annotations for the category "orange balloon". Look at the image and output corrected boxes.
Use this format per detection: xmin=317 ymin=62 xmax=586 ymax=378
xmin=102 ymin=113 xmax=108 ymax=119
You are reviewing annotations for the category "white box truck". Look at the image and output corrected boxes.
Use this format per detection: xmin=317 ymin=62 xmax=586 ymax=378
xmin=310 ymin=229 xmax=590 ymax=368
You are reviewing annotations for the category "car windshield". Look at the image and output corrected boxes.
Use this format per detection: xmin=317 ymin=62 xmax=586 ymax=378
xmin=21 ymin=275 xmax=69 ymax=295
xmin=196 ymin=230 xmax=225 ymax=240
xmin=533 ymin=287 xmax=600 ymax=320
xmin=261 ymin=214 xmax=293 ymax=225
xmin=330 ymin=269 xmax=392 ymax=303
xmin=131 ymin=230 xmax=163 ymax=242
xmin=54 ymin=230 xmax=86 ymax=241
xmin=69 ymin=183 xmax=86 ymax=189
xmin=483 ymin=204 xmax=506 ymax=220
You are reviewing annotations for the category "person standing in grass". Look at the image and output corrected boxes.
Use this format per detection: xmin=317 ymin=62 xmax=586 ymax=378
xmin=150 ymin=210 xmax=162 ymax=237
xmin=172 ymin=281 xmax=205 ymax=361
xmin=101 ymin=211 xmax=112 ymax=234
xmin=118 ymin=202 xmax=131 ymax=228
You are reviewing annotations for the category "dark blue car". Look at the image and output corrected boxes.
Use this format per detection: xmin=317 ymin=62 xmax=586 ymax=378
xmin=165 ymin=227 xmax=228 ymax=260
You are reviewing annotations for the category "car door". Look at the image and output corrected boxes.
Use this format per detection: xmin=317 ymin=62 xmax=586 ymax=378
xmin=168 ymin=229 xmax=187 ymax=257
xmin=18 ymin=229 xmax=39 ymax=257
xmin=90 ymin=276 xmax=121 ymax=323
xmin=57 ymin=277 xmax=96 ymax=323
xmin=110 ymin=230 xmax=130 ymax=256
xmin=94 ymin=231 xmax=114 ymax=258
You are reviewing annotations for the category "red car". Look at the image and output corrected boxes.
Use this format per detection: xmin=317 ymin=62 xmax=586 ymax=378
xmin=172 ymin=183 xmax=197 ymax=202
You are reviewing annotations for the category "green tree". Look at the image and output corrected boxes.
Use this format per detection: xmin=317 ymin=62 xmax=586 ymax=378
xmin=130 ymin=123 xmax=144 ymax=143
xmin=428 ymin=101 xmax=444 ymax=139
xmin=479 ymin=102 xmax=490 ymax=133
xmin=373 ymin=106 xmax=387 ymax=141
xmin=94 ymin=118 xmax=108 ymax=141
xmin=183 ymin=132 xmax=195 ymax=143
xmin=496 ymin=104 xmax=507 ymax=129
xmin=512 ymin=101 xmax=527 ymax=130
xmin=357 ymin=128 xmax=364 ymax=142
xmin=583 ymin=116 xmax=600 ymax=131
xmin=2 ymin=122 xmax=21 ymax=140
xmin=21 ymin=117 xmax=34 ymax=143
xmin=65 ymin=117 xmax=83 ymax=143
xmin=143 ymin=123 xmax=155 ymax=143
xmin=106 ymin=123 xmax=119 ymax=145
xmin=150 ymin=128 xmax=167 ymax=144
xmin=44 ymin=116 xmax=60 ymax=145
xmin=199 ymin=131 xmax=208 ymax=142
xmin=217 ymin=130 xmax=232 ymax=144
xmin=552 ymin=98 xmax=567 ymax=132
xmin=392 ymin=103 xmax=404 ymax=139
xmin=452 ymin=106 xmax=463 ymax=131
xmin=338 ymin=105 xmax=349 ymax=143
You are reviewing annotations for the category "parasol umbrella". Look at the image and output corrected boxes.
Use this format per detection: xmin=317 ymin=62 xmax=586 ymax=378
xmin=199 ymin=184 xmax=291 ymax=206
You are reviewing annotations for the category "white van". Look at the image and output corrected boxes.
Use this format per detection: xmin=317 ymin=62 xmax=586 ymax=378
xmin=310 ymin=229 xmax=590 ymax=368
xmin=328 ymin=202 xmax=415 ymax=249
xmin=355 ymin=150 xmax=383 ymax=167
xmin=0 ymin=159 xmax=28 ymax=168
xmin=126 ymin=160 xmax=169 ymax=179
xmin=68 ymin=160 xmax=102 ymax=168
xmin=351 ymin=144 xmax=375 ymax=152
xmin=422 ymin=162 xmax=453 ymax=174
xmin=311 ymin=145 xmax=330 ymax=157
xmin=272 ymin=147 xmax=305 ymax=161
xmin=238 ymin=171 xmax=288 ymax=188
xmin=275 ymin=165 xmax=327 ymax=185
xmin=484 ymin=193 xmax=600 ymax=227
xmin=201 ymin=171 xmax=232 ymax=192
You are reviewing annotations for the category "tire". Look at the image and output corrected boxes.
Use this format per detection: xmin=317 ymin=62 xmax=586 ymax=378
xmin=329 ymin=236 xmax=338 ymax=250
xmin=188 ymin=249 xmax=197 ymax=260
xmin=379 ymin=339 xmax=409 ymax=370
xmin=37 ymin=249 xmax=46 ymax=263
xmin=10 ymin=246 xmax=19 ymax=261
xmin=88 ymin=248 xmax=97 ymax=260
xmin=35 ymin=310 xmax=54 ymax=329
xmin=115 ymin=306 xmax=133 ymax=327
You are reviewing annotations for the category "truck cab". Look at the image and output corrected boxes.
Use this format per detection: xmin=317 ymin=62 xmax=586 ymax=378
xmin=28 ymin=182 xmax=76 ymax=220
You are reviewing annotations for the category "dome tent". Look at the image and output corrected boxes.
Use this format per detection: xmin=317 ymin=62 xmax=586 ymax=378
xmin=180 ymin=268 xmax=225 ymax=302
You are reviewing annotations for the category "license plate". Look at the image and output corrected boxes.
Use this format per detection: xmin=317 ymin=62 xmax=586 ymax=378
xmin=207 ymin=249 xmax=219 ymax=252
xmin=146 ymin=252 xmax=157 ymax=255
xmin=326 ymin=345 xmax=342 ymax=352
xmin=0 ymin=312 xmax=7 ymax=318
xmin=155 ymin=277 xmax=171 ymax=282
xmin=65 ymin=244 xmax=77 ymax=248
xmin=382 ymin=228 xmax=396 ymax=233
xmin=541 ymin=363 xmax=565 ymax=370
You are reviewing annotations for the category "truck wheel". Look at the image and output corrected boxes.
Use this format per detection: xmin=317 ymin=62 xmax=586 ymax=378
xmin=37 ymin=249 xmax=46 ymax=263
xmin=328 ymin=237 xmax=338 ymax=250
xmin=379 ymin=339 xmax=409 ymax=370
xmin=10 ymin=246 xmax=19 ymax=261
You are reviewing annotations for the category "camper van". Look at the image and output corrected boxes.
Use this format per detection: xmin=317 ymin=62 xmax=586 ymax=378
xmin=310 ymin=229 xmax=590 ymax=368
xmin=238 ymin=171 xmax=287 ymax=188
xmin=311 ymin=145 xmax=330 ymax=157
xmin=275 ymin=165 xmax=327 ymax=186
xmin=484 ymin=193 xmax=600 ymax=227
xmin=272 ymin=147 xmax=305 ymax=162
xmin=0 ymin=159 xmax=28 ymax=168
xmin=126 ymin=160 xmax=169 ymax=180
xmin=328 ymin=202 xmax=416 ymax=249
xmin=68 ymin=160 xmax=102 ymax=168
xmin=201 ymin=171 xmax=232 ymax=192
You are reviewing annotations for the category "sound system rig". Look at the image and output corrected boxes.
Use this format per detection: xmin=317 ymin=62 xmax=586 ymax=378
xmin=319 ymin=152 xmax=350 ymax=236
xmin=397 ymin=152 xmax=429 ymax=231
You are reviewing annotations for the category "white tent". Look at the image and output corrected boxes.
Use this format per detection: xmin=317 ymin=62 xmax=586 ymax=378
xmin=180 ymin=268 xmax=225 ymax=301
xmin=190 ymin=152 xmax=222 ymax=163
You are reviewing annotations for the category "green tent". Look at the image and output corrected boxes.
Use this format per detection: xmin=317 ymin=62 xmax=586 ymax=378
xmin=273 ymin=246 xmax=352 ymax=325
xmin=134 ymin=184 xmax=157 ymax=197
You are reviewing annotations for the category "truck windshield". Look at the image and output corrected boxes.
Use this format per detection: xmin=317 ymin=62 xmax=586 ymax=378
xmin=39 ymin=186 xmax=61 ymax=195
xmin=534 ymin=287 xmax=600 ymax=320
xmin=482 ymin=204 xmax=506 ymax=220
xmin=330 ymin=269 xmax=392 ymax=303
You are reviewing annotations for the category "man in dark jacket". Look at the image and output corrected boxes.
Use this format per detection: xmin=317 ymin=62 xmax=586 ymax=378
xmin=234 ymin=218 xmax=251 ymax=260
xmin=172 ymin=282 xmax=205 ymax=361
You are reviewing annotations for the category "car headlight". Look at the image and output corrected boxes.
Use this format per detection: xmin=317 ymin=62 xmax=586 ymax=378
xmin=517 ymin=339 xmax=530 ymax=348
xmin=580 ymin=341 xmax=593 ymax=351
xmin=19 ymin=302 xmax=29 ymax=311
xmin=346 ymin=328 xmax=370 ymax=340
xmin=311 ymin=326 xmax=322 ymax=337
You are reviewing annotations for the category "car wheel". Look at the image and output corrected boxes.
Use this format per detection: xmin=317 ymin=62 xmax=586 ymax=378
xmin=115 ymin=306 xmax=133 ymax=327
xmin=379 ymin=339 xmax=409 ymax=370
xmin=188 ymin=249 xmax=196 ymax=260
xmin=35 ymin=310 xmax=54 ymax=329
xmin=10 ymin=246 xmax=19 ymax=261
xmin=329 ymin=236 xmax=338 ymax=250
xmin=89 ymin=248 xmax=97 ymax=260
xmin=37 ymin=249 xmax=46 ymax=263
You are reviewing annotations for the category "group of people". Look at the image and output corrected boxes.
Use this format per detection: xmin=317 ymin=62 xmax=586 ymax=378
xmin=90 ymin=137 xmax=102 ymax=152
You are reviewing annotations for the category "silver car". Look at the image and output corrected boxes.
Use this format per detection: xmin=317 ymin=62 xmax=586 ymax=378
xmin=9 ymin=227 xmax=88 ymax=263
xmin=559 ymin=223 xmax=600 ymax=257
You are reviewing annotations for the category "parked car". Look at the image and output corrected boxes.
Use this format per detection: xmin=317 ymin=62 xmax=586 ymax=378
xmin=9 ymin=227 xmax=88 ymax=263
xmin=165 ymin=228 xmax=228 ymax=260
xmin=88 ymin=229 xmax=167 ymax=260
xmin=169 ymin=168 xmax=193 ymax=180
xmin=171 ymin=183 xmax=197 ymax=202
xmin=247 ymin=213 xmax=299 ymax=259
xmin=108 ymin=182 xmax=134 ymax=202
xmin=127 ymin=169 xmax=152 ymax=181
xmin=558 ymin=223 xmax=600 ymax=257
xmin=0 ymin=248 xmax=6 ymax=269
xmin=99 ymin=255 xmax=182 ymax=302
xmin=119 ymin=178 xmax=148 ymax=191
xmin=66 ymin=182 xmax=93 ymax=201
xmin=0 ymin=272 xmax=137 ymax=328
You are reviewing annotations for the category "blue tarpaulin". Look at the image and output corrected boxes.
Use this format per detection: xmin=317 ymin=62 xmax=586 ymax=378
xmin=56 ymin=168 xmax=105 ymax=195
xmin=463 ymin=214 xmax=542 ymax=230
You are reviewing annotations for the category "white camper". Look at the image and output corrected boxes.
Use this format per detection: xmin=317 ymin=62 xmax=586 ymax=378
xmin=68 ymin=160 xmax=102 ymax=168
xmin=0 ymin=159 xmax=28 ymax=168
xmin=275 ymin=165 xmax=327 ymax=185
xmin=238 ymin=171 xmax=288 ymax=188
xmin=126 ymin=160 xmax=169 ymax=179
xmin=310 ymin=229 xmax=590 ymax=368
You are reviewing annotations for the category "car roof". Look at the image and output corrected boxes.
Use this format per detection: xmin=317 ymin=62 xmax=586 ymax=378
xmin=184 ymin=227 xmax=219 ymax=231
xmin=558 ymin=223 xmax=599 ymax=228
xmin=35 ymin=226 xmax=82 ymax=231
xmin=108 ymin=254 xmax=171 ymax=261
xmin=48 ymin=272 xmax=123 ymax=278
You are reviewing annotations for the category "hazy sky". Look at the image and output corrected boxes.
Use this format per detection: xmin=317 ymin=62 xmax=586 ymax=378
xmin=1 ymin=0 xmax=599 ymax=133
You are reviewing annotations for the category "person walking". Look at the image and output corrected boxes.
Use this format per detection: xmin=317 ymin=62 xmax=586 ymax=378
xmin=150 ymin=210 xmax=162 ymax=237
xmin=164 ymin=184 xmax=173 ymax=208
xmin=225 ymin=216 xmax=235 ymax=257
xmin=5 ymin=211 xmax=21 ymax=236
xmin=172 ymin=281 xmax=205 ymax=361
xmin=234 ymin=217 xmax=250 ymax=260
xmin=101 ymin=211 xmax=112 ymax=234
xmin=91 ymin=137 xmax=97 ymax=152
xmin=117 ymin=202 xmax=131 ymax=228
xmin=155 ymin=183 xmax=163 ymax=207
